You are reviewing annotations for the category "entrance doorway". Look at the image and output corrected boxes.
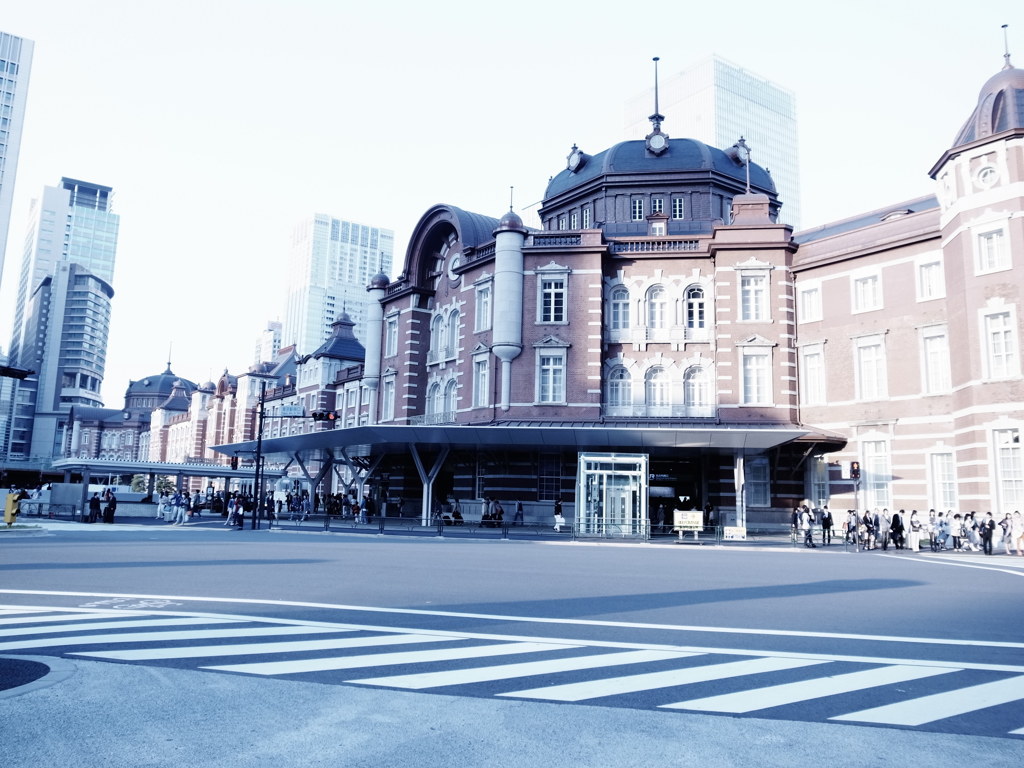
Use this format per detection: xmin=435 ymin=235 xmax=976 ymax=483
xmin=576 ymin=453 xmax=648 ymax=537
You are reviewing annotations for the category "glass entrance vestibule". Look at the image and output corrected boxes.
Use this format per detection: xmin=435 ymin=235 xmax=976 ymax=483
xmin=576 ymin=452 xmax=648 ymax=537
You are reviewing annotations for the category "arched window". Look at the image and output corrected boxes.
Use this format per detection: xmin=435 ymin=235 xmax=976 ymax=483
xmin=645 ymin=366 xmax=670 ymax=408
xmin=647 ymin=286 xmax=666 ymax=329
xmin=685 ymin=286 xmax=706 ymax=337
xmin=446 ymin=310 xmax=460 ymax=357
xmin=610 ymin=287 xmax=630 ymax=330
xmin=426 ymin=382 xmax=442 ymax=416
xmin=444 ymin=379 xmax=458 ymax=417
xmin=607 ymin=367 xmax=632 ymax=408
xmin=683 ymin=366 xmax=711 ymax=415
xmin=430 ymin=315 xmax=444 ymax=357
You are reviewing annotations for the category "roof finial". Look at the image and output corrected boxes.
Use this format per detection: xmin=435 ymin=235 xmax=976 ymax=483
xmin=165 ymin=342 xmax=173 ymax=375
xmin=648 ymin=56 xmax=664 ymax=133
xmin=509 ymin=185 xmax=514 ymax=211
xmin=1003 ymin=24 xmax=1013 ymax=69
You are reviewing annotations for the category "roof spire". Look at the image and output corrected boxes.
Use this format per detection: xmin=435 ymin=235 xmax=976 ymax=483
xmin=1002 ymin=24 xmax=1013 ymax=70
xmin=648 ymin=56 xmax=664 ymax=132
xmin=509 ymin=185 xmax=514 ymax=211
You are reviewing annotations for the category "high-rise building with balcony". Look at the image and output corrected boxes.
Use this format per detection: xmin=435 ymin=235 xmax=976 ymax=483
xmin=5 ymin=178 xmax=120 ymax=459
xmin=626 ymin=54 xmax=801 ymax=227
xmin=282 ymin=215 xmax=394 ymax=355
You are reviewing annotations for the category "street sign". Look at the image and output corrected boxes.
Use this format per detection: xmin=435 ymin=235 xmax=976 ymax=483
xmin=278 ymin=405 xmax=305 ymax=417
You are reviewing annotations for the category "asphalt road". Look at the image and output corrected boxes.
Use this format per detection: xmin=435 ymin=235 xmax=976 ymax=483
xmin=0 ymin=522 xmax=1022 ymax=767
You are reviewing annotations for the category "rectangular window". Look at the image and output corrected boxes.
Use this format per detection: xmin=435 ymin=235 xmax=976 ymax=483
xmin=984 ymin=310 xmax=1017 ymax=379
xmin=569 ymin=212 xmax=578 ymax=229
xmin=799 ymin=344 xmax=826 ymax=405
xmin=537 ymin=352 xmax=566 ymax=403
xmin=672 ymin=198 xmax=685 ymax=219
xmin=473 ymin=358 xmax=489 ymax=407
xmin=852 ymin=273 xmax=882 ymax=312
xmin=855 ymin=336 xmax=887 ymax=400
xmin=558 ymin=216 xmax=567 ymax=231
xmin=745 ymin=457 xmax=770 ymax=507
xmin=385 ymin=318 xmax=398 ymax=357
xmin=921 ymin=325 xmax=951 ymax=394
xmin=582 ymin=208 xmax=591 ymax=228
xmin=863 ymin=440 xmax=892 ymax=508
xmin=382 ymin=378 xmax=395 ymax=421
xmin=631 ymin=199 xmax=644 ymax=221
xmin=930 ymin=452 xmax=957 ymax=510
xmin=538 ymin=453 xmax=561 ymax=501
xmin=916 ymin=257 xmax=945 ymax=301
xmin=740 ymin=273 xmax=768 ymax=321
xmin=798 ymin=284 xmax=821 ymax=323
xmin=994 ymin=429 xmax=1024 ymax=510
xmin=539 ymin=277 xmax=566 ymax=323
xmin=651 ymin=197 xmax=664 ymax=214
xmin=976 ymin=228 xmax=1010 ymax=273
xmin=741 ymin=349 xmax=771 ymax=405
xmin=475 ymin=284 xmax=492 ymax=332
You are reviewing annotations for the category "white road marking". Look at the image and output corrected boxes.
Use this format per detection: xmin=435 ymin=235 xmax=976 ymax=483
xmin=4 ymin=590 xmax=1021 ymax=651
xmin=205 ymin=641 xmax=578 ymax=676
xmin=831 ymin=675 xmax=1024 ymax=726
xmin=0 ymin=625 xmax=345 ymax=652
xmin=73 ymin=632 xmax=451 ymax=660
xmin=0 ymin=612 xmax=125 ymax=625
xmin=663 ymin=664 xmax=958 ymax=713
xmin=498 ymin=656 xmax=827 ymax=702
xmin=0 ymin=616 xmax=235 ymax=638
xmin=349 ymin=649 xmax=697 ymax=689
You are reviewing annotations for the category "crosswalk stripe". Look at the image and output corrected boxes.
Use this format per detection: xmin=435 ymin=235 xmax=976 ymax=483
xmin=831 ymin=675 xmax=1024 ymax=726
xmin=662 ymin=664 xmax=959 ymax=713
xmin=498 ymin=656 xmax=828 ymax=702
xmin=0 ymin=625 xmax=345 ymax=652
xmin=0 ymin=617 xmax=236 ymax=638
xmin=349 ymin=649 xmax=699 ymax=690
xmin=72 ymin=632 xmax=452 ymax=661
xmin=0 ymin=612 xmax=128 ymax=627
xmin=204 ymin=641 xmax=579 ymax=676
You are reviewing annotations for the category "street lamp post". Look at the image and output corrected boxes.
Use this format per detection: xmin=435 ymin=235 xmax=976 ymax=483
xmin=251 ymin=381 xmax=267 ymax=530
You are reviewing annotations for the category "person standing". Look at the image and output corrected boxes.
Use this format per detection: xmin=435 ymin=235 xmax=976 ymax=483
xmin=801 ymin=505 xmax=816 ymax=547
xmin=820 ymin=505 xmax=833 ymax=546
xmin=908 ymin=511 xmax=923 ymax=552
xmin=87 ymin=493 xmax=102 ymax=524
xmin=103 ymin=491 xmax=117 ymax=524
xmin=878 ymin=508 xmax=891 ymax=551
xmin=1011 ymin=511 xmax=1024 ymax=556
xmin=553 ymin=498 xmax=564 ymax=532
xmin=980 ymin=512 xmax=996 ymax=555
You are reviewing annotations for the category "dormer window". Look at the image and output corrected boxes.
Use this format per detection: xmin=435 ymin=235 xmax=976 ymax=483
xmin=647 ymin=211 xmax=669 ymax=237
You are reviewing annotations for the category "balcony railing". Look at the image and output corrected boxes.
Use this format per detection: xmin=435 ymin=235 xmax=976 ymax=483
xmin=409 ymin=411 xmax=457 ymax=426
xmin=602 ymin=405 xmax=717 ymax=419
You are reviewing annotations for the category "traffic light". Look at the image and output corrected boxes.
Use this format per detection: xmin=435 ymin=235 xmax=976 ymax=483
xmin=850 ymin=460 xmax=861 ymax=480
xmin=311 ymin=410 xmax=338 ymax=425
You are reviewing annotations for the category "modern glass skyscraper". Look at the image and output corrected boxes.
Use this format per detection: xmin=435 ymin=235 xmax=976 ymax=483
xmin=626 ymin=55 xmax=801 ymax=227
xmin=6 ymin=178 xmax=120 ymax=459
xmin=0 ymin=31 xmax=33 ymax=288
xmin=282 ymin=215 xmax=394 ymax=356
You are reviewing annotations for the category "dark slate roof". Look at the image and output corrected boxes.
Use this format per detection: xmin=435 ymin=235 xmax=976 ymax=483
xmin=952 ymin=62 xmax=1024 ymax=148
xmin=544 ymin=138 xmax=777 ymax=200
xmin=156 ymin=380 xmax=192 ymax=412
xmin=125 ymin=365 xmax=197 ymax=399
xmin=71 ymin=406 xmax=124 ymax=425
xmin=445 ymin=205 xmax=502 ymax=246
xmin=793 ymin=195 xmax=939 ymax=245
xmin=311 ymin=313 xmax=365 ymax=364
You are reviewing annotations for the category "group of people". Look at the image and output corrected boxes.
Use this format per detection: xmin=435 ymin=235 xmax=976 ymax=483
xmin=86 ymin=489 xmax=117 ymax=524
xmin=793 ymin=503 xmax=1024 ymax=555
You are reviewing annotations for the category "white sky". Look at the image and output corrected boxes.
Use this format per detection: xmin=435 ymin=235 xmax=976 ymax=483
xmin=1 ymin=0 xmax=1021 ymax=405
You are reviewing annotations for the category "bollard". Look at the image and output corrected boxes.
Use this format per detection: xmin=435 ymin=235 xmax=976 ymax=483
xmin=502 ymin=522 xmax=509 ymax=540
xmin=378 ymin=515 xmax=385 ymax=535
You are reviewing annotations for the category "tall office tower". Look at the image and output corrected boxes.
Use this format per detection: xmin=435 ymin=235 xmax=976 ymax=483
xmin=0 ymin=31 xmax=33 ymax=288
xmin=6 ymin=178 xmax=120 ymax=459
xmin=626 ymin=54 xmax=801 ymax=227
xmin=282 ymin=215 xmax=394 ymax=355
xmin=254 ymin=320 xmax=282 ymax=364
